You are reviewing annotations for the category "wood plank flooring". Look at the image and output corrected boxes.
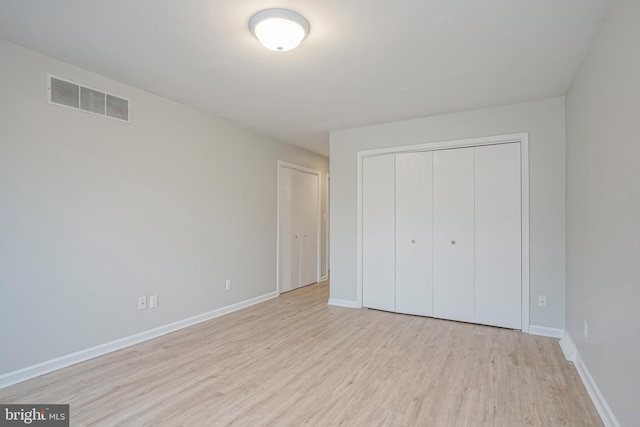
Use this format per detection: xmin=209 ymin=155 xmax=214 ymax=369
xmin=0 ymin=281 xmax=602 ymax=426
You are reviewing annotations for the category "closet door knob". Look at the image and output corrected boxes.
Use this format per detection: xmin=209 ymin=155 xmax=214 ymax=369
xmin=411 ymin=239 xmax=416 ymax=243
xmin=451 ymin=240 xmax=456 ymax=245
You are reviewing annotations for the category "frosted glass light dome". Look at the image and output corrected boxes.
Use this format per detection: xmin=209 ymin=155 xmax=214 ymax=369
xmin=249 ymin=9 xmax=310 ymax=52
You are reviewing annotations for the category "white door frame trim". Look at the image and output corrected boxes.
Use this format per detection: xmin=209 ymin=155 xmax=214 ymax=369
xmin=356 ymin=133 xmax=530 ymax=333
xmin=277 ymin=161 xmax=322 ymax=295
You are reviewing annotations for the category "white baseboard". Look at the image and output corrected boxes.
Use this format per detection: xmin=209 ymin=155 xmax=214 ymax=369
xmin=320 ymin=275 xmax=328 ymax=282
xmin=559 ymin=333 xmax=621 ymax=427
xmin=529 ymin=325 xmax=565 ymax=338
xmin=559 ymin=331 xmax=577 ymax=361
xmin=327 ymin=298 xmax=361 ymax=309
xmin=575 ymin=352 xmax=621 ymax=427
xmin=0 ymin=291 xmax=278 ymax=390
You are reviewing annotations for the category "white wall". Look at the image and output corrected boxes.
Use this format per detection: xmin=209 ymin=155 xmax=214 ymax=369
xmin=0 ymin=39 xmax=328 ymax=376
xmin=566 ymin=0 xmax=640 ymax=424
xmin=330 ymin=98 xmax=566 ymax=329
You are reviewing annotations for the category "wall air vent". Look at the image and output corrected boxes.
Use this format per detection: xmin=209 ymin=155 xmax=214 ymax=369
xmin=48 ymin=75 xmax=130 ymax=123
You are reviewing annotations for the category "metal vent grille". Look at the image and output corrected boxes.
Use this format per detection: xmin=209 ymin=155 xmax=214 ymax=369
xmin=50 ymin=77 xmax=80 ymax=109
xmin=48 ymin=75 xmax=130 ymax=123
xmin=80 ymin=87 xmax=106 ymax=115
xmin=106 ymin=94 xmax=129 ymax=121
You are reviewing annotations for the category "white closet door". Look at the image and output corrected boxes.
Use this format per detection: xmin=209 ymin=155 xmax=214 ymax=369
xmin=362 ymin=154 xmax=396 ymax=312
xmin=291 ymin=169 xmax=304 ymax=289
xmin=475 ymin=143 xmax=522 ymax=328
xmin=298 ymin=170 xmax=319 ymax=287
xmin=279 ymin=166 xmax=319 ymax=293
xmin=279 ymin=167 xmax=296 ymax=293
xmin=395 ymin=152 xmax=434 ymax=316
xmin=433 ymin=148 xmax=475 ymax=323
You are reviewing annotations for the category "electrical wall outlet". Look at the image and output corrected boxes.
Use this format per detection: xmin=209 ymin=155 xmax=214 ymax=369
xmin=537 ymin=295 xmax=547 ymax=308
xmin=584 ymin=320 xmax=588 ymax=339
xmin=225 ymin=279 xmax=232 ymax=290
xmin=149 ymin=295 xmax=158 ymax=308
xmin=138 ymin=296 xmax=147 ymax=310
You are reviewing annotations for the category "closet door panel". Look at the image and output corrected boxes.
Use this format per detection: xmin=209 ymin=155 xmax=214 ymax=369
xmin=298 ymin=170 xmax=319 ymax=287
xmin=362 ymin=155 xmax=396 ymax=312
xmin=433 ymin=148 xmax=475 ymax=323
xmin=279 ymin=167 xmax=295 ymax=293
xmin=475 ymin=143 xmax=522 ymax=329
xmin=395 ymin=152 xmax=434 ymax=316
xmin=279 ymin=167 xmax=320 ymax=293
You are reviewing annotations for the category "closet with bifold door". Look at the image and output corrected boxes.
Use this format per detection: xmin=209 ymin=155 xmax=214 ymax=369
xmin=362 ymin=142 xmax=522 ymax=330
xmin=279 ymin=164 xmax=319 ymax=294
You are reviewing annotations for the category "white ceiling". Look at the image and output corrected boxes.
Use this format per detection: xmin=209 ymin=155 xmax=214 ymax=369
xmin=0 ymin=0 xmax=612 ymax=157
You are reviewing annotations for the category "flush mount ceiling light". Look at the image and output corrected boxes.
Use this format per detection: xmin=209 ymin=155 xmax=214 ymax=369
xmin=249 ymin=9 xmax=310 ymax=52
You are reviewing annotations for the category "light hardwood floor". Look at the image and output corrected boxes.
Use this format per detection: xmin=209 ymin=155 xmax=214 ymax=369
xmin=0 ymin=281 xmax=602 ymax=426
